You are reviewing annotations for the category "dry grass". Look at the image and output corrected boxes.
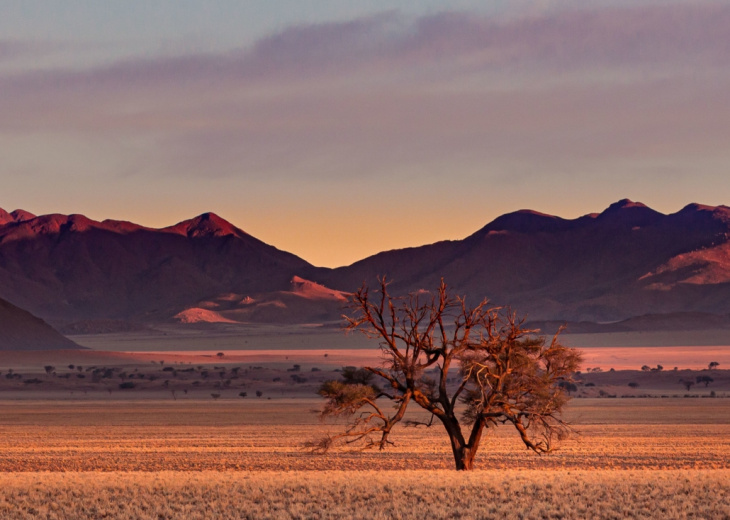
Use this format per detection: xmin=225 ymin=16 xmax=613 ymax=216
xmin=1 ymin=470 xmax=728 ymax=519
xmin=0 ymin=399 xmax=729 ymax=472
xmin=1 ymin=397 xmax=729 ymax=518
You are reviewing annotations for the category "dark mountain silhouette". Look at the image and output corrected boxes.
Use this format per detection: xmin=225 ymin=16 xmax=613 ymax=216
xmin=1 ymin=200 xmax=730 ymax=327
xmin=315 ymin=199 xmax=730 ymax=322
xmin=0 ymin=210 xmax=312 ymax=323
xmin=0 ymin=297 xmax=81 ymax=350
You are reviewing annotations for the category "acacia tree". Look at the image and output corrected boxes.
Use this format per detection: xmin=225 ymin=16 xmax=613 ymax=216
xmin=312 ymin=279 xmax=582 ymax=470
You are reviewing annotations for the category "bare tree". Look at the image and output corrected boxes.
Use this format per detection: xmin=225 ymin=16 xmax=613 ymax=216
xmin=680 ymin=379 xmax=694 ymax=392
xmin=311 ymin=279 xmax=582 ymax=471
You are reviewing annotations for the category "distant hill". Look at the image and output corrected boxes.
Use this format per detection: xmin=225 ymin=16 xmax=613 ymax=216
xmin=1 ymin=200 xmax=730 ymax=329
xmin=0 ymin=211 xmax=312 ymax=323
xmin=316 ymin=199 xmax=730 ymax=322
xmin=0 ymin=297 xmax=81 ymax=350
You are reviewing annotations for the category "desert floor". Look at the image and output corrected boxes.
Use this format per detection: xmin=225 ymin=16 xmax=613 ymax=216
xmin=2 ymin=337 xmax=730 ymax=518
xmin=1 ymin=397 xmax=729 ymax=519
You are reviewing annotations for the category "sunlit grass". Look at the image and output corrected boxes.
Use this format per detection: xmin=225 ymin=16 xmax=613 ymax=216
xmin=1 ymin=470 xmax=728 ymax=520
xmin=1 ymin=399 xmax=729 ymax=518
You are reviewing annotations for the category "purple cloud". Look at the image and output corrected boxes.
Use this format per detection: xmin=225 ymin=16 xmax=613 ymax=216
xmin=1 ymin=3 xmax=729 ymax=184
xmin=4 ymin=4 xmax=729 ymax=89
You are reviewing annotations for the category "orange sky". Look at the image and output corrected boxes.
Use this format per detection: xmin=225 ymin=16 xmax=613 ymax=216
xmin=3 ymin=2 xmax=730 ymax=267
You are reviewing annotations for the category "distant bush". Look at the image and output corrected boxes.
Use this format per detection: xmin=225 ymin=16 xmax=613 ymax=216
xmin=119 ymin=382 xmax=135 ymax=389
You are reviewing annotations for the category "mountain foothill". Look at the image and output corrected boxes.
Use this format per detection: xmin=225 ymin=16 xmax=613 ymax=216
xmin=2 ymin=199 xmax=730 ymax=349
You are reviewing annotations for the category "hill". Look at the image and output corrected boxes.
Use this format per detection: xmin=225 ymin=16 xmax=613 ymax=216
xmin=2 ymin=200 xmax=730 ymax=327
xmin=0 ymin=211 xmax=312 ymax=323
xmin=317 ymin=200 xmax=730 ymax=322
xmin=0 ymin=297 xmax=81 ymax=350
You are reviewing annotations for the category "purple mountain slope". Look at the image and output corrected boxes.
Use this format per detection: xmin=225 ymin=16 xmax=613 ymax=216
xmin=1 ymin=200 xmax=730 ymax=325
xmin=0 ymin=297 xmax=81 ymax=350
xmin=315 ymin=199 xmax=730 ymax=322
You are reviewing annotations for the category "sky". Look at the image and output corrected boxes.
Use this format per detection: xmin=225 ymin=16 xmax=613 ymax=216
xmin=1 ymin=0 xmax=729 ymax=267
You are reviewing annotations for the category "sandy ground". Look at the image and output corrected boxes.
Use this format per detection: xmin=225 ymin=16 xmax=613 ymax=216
xmin=3 ymin=344 xmax=728 ymax=372
xmin=0 ymin=398 xmax=728 ymax=472
xmin=67 ymin=323 xmax=730 ymax=351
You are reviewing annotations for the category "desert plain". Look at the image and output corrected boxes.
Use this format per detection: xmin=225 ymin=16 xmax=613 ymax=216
xmin=1 ymin=325 xmax=729 ymax=519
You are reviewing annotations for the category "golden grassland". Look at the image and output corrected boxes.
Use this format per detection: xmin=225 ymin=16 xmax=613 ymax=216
xmin=0 ymin=399 xmax=729 ymax=518
xmin=1 ymin=348 xmax=730 ymax=520
xmin=2 ymin=469 xmax=729 ymax=520
xmin=1 ymin=399 xmax=729 ymax=472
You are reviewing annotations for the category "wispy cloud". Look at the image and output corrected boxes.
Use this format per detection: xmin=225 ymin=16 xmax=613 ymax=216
xmin=1 ymin=3 xmax=729 ymax=181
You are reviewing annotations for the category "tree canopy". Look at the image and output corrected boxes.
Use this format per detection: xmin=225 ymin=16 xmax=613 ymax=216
xmin=312 ymin=278 xmax=583 ymax=470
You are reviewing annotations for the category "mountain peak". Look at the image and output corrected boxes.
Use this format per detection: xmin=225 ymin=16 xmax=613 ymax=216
xmin=676 ymin=202 xmax=730 ymax=223
xmin=10 ymin=209 xmax=36 ymax=222
xmin=604 ymin=199 xmax=649 ymax=211
xmin=597 ymin=199 xmax=663 ymax=225
xmin=0 ymin=208 xmax=37 ymax=226
xmin=477 ymin=209 xmax=565 ymax=235
xmin=165 ymin=212 xmax=246 ymax=238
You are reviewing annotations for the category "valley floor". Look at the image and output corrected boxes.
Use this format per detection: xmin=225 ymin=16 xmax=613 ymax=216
xmin=1 ymin=398 xmax=729 ymax=519
xmin=2 ymin=343 xmax=730 ymax=519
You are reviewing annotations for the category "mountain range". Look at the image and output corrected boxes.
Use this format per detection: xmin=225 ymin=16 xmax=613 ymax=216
xmin=1 ymin=199 xmax=730 ymax=337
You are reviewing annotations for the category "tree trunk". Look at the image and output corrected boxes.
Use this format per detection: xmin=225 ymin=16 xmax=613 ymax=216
xmin=445 ymin=417 xmax=485 ymax=471
xmin=451 ymin=444 xmax=476 ymax=470
xmin=443 ymin=420 xmax=476 ymax=470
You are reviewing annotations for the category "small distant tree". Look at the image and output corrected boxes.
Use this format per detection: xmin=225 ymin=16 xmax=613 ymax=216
xmin=708 ymin=361 xmax=719 ymax=370
xmin=312 ymin=279 xmax=582 ymax=471
xmin=211 ymin=393 xmax=221 ymax=399
xmin=696 ymin=375 xmax=713 ymax=387
xmin=680 ymin=379 xmax=694 ymax=392
xmin=255 ymin=390 xmax=263 ymax=398
xmin=217 ymin=352 xmax=224 ymax=358
xmin=44 ymin=365 xmax=55 ymax=376
xmin=641 ymin=365 xmax=651 ymax=372
xmin=628 ymin=382 xmax=639 ymax=389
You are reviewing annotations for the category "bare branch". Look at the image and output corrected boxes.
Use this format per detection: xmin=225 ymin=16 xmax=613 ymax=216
xmin=315 ymin=278 xmax=582 ymax=470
